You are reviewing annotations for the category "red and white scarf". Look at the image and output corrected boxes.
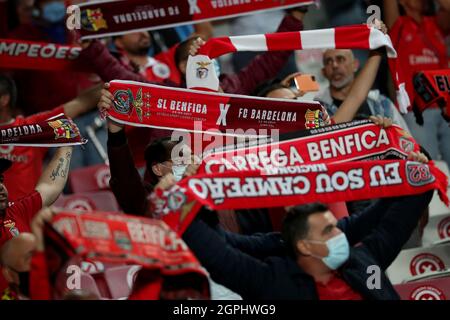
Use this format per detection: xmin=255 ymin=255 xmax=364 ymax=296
xmin=46 ymin=211 xmax=210 ymax=300
xmin=413 ymin=69 xmax=450 ymax=124
xmin=0 ymin=115 xmax=86 ymax=147
xmin=77 ymin=0 xmax=314 ymax=40
xmin=187 ymin=25 xmax=411 ymax=113
xmin=0 ymin=39 xmax=87 ymax=72
xmin=150 ymin=121 xmax=449 ymax=234
xmin=108 ymin=80 xmax=328 ymax=135
xmin=157 ymin=160 xmax=448 ymax=234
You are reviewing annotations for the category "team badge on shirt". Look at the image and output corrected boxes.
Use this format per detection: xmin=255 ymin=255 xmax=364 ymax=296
xmin=3 ymin=220 xmax=19 ymax=237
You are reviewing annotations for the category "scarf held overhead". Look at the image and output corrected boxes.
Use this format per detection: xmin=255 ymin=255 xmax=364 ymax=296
xmin=0 ymin=114 xmax=86 ymax=147
xmin=0 ymin=39 xmax=89 ymax=72
xmin=200 ymin=120 xmax=421 ymax=174
xmin=158 ymin=160 xmax=449 ymax=234
xmin=77 ymin=0 xmax=315 ymax=40
xmin=45 ymin=211 xmax=210 ymax=300
xmin=108 ymin=80 xmax=327 ymax=135
xmin=413 ymin=69 xmax=450 ymax=124
xmin=187 ymin=25 xmax=411 ymax=113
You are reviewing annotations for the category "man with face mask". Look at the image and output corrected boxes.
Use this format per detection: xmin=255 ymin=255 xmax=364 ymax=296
xmin=179 ymin=149 xmax=433 ymax=299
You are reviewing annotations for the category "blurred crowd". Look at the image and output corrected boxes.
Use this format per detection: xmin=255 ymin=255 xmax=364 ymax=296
xmin=0 ymin=0 xmax=449 ymax=300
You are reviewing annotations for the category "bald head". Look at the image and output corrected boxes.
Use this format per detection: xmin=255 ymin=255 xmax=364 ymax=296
xmin=0 ymin=233 xmax=37 ymax=280
xmin=322 ymin=49 xmax=359 ymax=90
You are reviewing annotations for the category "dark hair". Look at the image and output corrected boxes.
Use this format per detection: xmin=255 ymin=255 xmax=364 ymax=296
xmin=144 ymin=137 xmax=180 ymax=187
xmin=174 ymin=37 xmax=197 ymax=69
xmin=0 ymin=74 xmax=17 ymax=110
xmin=252 ymin=79 xmax=286 ymax=97
xmin=282 ymin=203 xmax=329 ymax=255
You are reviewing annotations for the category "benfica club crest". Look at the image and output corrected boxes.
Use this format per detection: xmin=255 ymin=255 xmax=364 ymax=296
xmin=113 ymin=88 xmax=148 ymax=122
xmin=168 ymin=191 xmax=187 ymax=211
xmin=196 ymin=61 xmax=211 ymax=79
xmin=305 ymin=109 xmax=323 ymax=129
xmin=113 ymin=231 xmax=132 ymax=251
xmin=3 ymin=220 xmax=19 ymax=237
xmin=48 ymin=119 xmax=80 ymax=140
xmin=400 ymin=137 xmax=414 ymax=153
xmin=81 ymin=8 xmax=108 ymax=32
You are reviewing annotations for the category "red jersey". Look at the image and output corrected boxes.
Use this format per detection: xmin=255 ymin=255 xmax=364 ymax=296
xmin=316 ymin=273 xmax=363 ymax=300
xmin=1 ymin=106 xmax=65 ymax=200
xmin=0 ymin=191 xmax=42 ymax=247
xmin=390 ymin=16 xmax=448 ymax=110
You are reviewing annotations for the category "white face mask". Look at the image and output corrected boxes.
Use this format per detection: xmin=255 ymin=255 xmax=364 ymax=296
xmin=172 ymin=164 xmax=187 ymax=181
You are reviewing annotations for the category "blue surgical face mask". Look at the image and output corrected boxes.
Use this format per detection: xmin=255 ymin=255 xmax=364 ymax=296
xmin=307 ymin=233 xmax=350 ymax=270
xmin=172 ymin=165 xmax=187 ymax=182
xmin=212 ymin=59 xmax=221 ymax=78
xmin=42 ymin=1 xmax=66 ymax=24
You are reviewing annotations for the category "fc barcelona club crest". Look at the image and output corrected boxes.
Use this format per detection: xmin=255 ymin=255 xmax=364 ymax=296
xmin=48 ymin=119 xmax=80 ymax=140
xmin=3 ymin=220 xmax=19 ymax=237
xmin=196 ymin=61 xmax=211 ymax=79
xmin=81 ymin=8 xmax=108 ymax=32
xmin=305 ymin=109 xmax=324 ymax=129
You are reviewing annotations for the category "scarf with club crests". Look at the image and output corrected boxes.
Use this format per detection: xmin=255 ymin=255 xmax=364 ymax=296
xmin=0 ymin=114 xmax=86 ymax=147
xmin=77 ymin=0 xmax=315 ymax=40
xmin=186 ymin=25 xmax=410 ymax=113
xmin=108 ymin=80 xmax=328 ymax=135
xmin=157 ymin=159 xmax=448 ymax=234
xmin=150 ymin=120 xmax=449 ymax=234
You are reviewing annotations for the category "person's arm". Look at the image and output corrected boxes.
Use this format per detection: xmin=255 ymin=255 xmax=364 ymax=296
xmin=35 ymin=147 xmax=72 ymax=207
xmin=222 ymin=230 xmax=286 ymax=259
xmin=361 ymin=190 xmax=433 ymax=271
xmin=332 ymin=49 xmax=383 ymax=124
xmin=219 ymin=11 xmax=305 ymax=95
xmin=63 ymin=83 xmax=103 ymax=119
xmin=183 ymin=218 xmax=274 ymax=298
xmin=98 ymin=83 xmax=150 ymax=215
xmin=338 ymin=149 xmax=429 ymax=246
xmin=193 ymin=22 xmax=214 ymax=40
xmin=436 ymin=0 xmax=450 ymax=34
xmin=383 ymin=0 xmax=400 ymax=30
xmin=107 ymin=126 xmax=150 ymax=216
xmin=79 ymin=40 xmax=149 ymax=84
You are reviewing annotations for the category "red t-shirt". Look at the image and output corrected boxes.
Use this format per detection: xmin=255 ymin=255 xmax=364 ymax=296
xmin=389 ymin=16 xmax=448 ymax=110
xmin=316 ymin=273 xmax=363 ymax=300
xmin=0 ymin=191 xmax=42 ymax=247
xmin=1 ymin=106 xmax=65 ymax=200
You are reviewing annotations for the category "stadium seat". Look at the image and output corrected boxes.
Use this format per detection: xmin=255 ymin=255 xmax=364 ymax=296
xmin=394 ymin=272 xmax=450 ymax=300
xmin=386 ymin=242 xmax=450 ymax=284
xmin=69 ymin=164 xmax=111 ymax=193
xmin=434 ymin=161 xmax=450 ymax=185
xmin=429 ymin=188 xmax=450 ymax=217
xmin=103 ymin=265 xmax=142 ymax=300
xmin=422 ymin=213 xmax=450 ymax=246
xmin=54 ymin=191 xmax=120 ymax=212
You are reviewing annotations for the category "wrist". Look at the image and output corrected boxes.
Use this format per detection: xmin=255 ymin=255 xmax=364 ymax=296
xmin=107 ymin=119 xmax=124 ymax=133
xmin=369 ymin=48 xmax=384 ymax=57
